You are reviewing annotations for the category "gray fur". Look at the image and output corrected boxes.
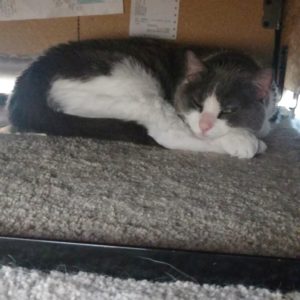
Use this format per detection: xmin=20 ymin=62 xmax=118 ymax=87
xmin=175 ymin=50 xmax=276 ymax=135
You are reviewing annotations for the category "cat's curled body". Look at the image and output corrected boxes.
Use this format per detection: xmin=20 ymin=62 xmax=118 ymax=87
xmin=8 ymin=38 xmax=278 ymax=158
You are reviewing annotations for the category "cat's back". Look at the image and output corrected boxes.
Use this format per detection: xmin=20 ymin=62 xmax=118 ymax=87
xmin=10 ymin=37 xmax=178 ymax=109
xmin=8 ymin=38 xmax=178 ymax=136
xmin=23 ymin=38 xmax=175 ymax=80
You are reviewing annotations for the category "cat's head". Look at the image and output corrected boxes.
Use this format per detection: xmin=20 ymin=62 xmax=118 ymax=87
xmin=175 ymin=51 xmax=274 ymax=139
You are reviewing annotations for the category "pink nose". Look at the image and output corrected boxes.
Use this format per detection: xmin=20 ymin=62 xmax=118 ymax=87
xmin=199 ymin=113 xmax=215 ymax=134
xmin=199 ymin=121 xmax=213 ymax=134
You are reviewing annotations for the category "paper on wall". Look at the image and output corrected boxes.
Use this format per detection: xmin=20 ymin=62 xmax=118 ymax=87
xmin=0 ymin=0 xmax=123 ymax=21
xmin=129 ymin=0 xmax=180 ymax=40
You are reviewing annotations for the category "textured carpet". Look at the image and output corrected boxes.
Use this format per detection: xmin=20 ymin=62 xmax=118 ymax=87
xmin=0 ymin=266 xmax=298 ymax=300
xmin=0 ymin=118 xmax=299 ymax=258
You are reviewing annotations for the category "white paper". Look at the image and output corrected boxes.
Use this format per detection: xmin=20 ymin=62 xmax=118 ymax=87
xmin=129 ymin=0 xmax=180 ymax=40
xmin=0 ymin=0 xmax=123 ymax=21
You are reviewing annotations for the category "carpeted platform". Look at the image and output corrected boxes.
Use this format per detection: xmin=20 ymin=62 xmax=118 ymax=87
xmin=0 ymin=119 xmax=299 ymax=258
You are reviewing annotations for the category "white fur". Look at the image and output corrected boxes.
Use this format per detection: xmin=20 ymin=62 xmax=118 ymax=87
xmin=184 ymin=111 xmax=201 ymax=136
xmin=184 ymin=94 xmax=230 ymax=139
xmin=50 ymin=59 xmax=162 ymax=121
xmin=49 ymin=59 xmax=265 ymax=158
xmin=203 ymin=94 xmax=220 ymax=114
xmin=219 ymin=128 xmax=267 ymax=159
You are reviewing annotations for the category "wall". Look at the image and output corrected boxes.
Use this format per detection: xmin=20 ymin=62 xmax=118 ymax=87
xmin=0 ymin=0 xmax=274 ymax=63
xmin=0 ymin=17 xmax=78 ymax=56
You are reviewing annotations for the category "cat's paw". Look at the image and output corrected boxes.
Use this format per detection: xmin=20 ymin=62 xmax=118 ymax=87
xmin=220 ymin=130 xmax=267 ymax=159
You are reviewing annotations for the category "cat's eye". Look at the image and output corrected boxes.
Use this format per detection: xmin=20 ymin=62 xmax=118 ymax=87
xmin=222 ymin=107 xmax=235 ymax=114
xmin=219 ymin=106 xmax=238 ymax=118
xmin=192 ymin=98 xmax=203 ymax=111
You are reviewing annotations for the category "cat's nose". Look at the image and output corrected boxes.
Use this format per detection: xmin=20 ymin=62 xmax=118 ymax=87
xmin=199 ymin=121 xmax=213 ymax=134
xmin=199 ymin=112 xmax=215 ymax=134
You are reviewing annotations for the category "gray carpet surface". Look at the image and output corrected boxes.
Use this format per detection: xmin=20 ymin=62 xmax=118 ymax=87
xmin=0 ymin=119 xmax=299 ymax=258
xmin=2 ymin=266 xmax=297 ymax=300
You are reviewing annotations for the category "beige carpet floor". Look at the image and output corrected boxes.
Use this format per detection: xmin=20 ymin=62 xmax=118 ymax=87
xmin=0 ymin=118 xmax=299 ymax=258
xmin=1 ymin=266 xmax=298 ymax=300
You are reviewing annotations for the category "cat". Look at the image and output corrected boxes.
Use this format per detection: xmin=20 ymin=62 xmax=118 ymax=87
xmin=6 ymin=38 xmax=279 ymax=158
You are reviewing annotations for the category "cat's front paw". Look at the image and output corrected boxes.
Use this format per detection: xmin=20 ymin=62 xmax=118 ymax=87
xmin=220 ymin=130 xmax=267 ymax=159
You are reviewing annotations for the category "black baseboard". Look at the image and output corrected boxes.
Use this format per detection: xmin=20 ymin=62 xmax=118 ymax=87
xmin=0 ymin=236 xmax=299 ymax=292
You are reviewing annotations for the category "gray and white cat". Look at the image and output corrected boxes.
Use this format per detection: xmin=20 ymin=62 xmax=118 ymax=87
xmin=7 ymin=38 xmax=279 ymax=158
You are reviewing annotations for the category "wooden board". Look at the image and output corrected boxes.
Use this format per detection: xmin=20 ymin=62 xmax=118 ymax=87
xmin=0 ymin=18 xmax=78 ymax=56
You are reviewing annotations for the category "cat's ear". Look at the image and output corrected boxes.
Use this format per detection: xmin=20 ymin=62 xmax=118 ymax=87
xmin=253 ymin=68 xmax=273 ymax=101
xmin=185 ymin=51 xmax=206 ymax=82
